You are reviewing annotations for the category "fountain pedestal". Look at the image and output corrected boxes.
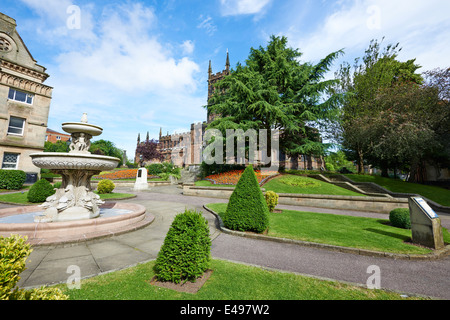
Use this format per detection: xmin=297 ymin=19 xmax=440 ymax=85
xmin=30 ymin=114 xmax=120 ymax=222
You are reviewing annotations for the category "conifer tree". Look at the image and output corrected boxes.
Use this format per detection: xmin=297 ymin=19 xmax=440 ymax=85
xmin=223 ymin=165 xmax=269 ymax=233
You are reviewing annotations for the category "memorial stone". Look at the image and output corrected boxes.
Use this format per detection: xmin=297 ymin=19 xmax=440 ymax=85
xmin=134 ymin=167 xmax=149 ymax=191
xmin=408 ymin=197 xmax=445 ymax=249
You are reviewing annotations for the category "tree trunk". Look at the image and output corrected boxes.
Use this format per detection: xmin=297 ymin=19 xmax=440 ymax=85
xmin=357 ymin=149 xmax=364 ymax=174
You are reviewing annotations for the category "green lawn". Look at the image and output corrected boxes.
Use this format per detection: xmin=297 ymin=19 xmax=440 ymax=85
xmin=0 ymin=191 xmax=135 ymax=205
xmin=344 ymin=174 xmax=450 ymax=206
xmin=195 ymin=180 xmax=235 ymax=187
xmin=58 ymin=259 xmax=423 ymax=300
xmin=263 ymin=175 xmax=365 ymax=196
xmin=206 ymin=203 xmax=450 ymax=255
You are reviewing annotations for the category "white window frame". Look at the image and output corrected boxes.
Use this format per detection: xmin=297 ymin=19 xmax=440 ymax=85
xmin=1 ymin=153 xmax=20 ymax=170
xmin=8 ymin=88 xmax=34 ymax=105
xmin=7 ymin=116 xmax=25 ymax=136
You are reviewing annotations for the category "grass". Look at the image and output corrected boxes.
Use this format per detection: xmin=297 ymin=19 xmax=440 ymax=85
xmin=195 ymin=180 xmax=236 ymax=187
xmin=0 ymin=190 xmax=135 ymax=205
xmin=263 ymin=175 xmax=365 ymax=196
xmin=344 ymin=174 xmax=450 ymax=206
xmin=58 ymin=259 xmax=424 ymax=300
xmin=206 ymin=203 xmax=450 ymax=255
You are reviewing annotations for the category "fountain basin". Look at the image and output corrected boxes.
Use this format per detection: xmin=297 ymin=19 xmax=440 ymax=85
xmin=30 ymin=152 xmax=119 ymax=171
xmin=61 ymin=121 xmax=103 ymax=136
xmin=0 ymin=202 xmax=153 ymax=246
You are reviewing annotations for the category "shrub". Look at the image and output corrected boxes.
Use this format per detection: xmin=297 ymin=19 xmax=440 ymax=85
xmin=389 ymin=208 xmax=411 ymax=229
xmin=97 ymin=179 xmax=115 ymax=194
xmin=279 ymin=175 xmax=321 ymax=188
xmin=0 ymin=170 xmax=26 ymax=190
xmin=223 ymin=165 xmax=269 ymax=233
xmin=27 ymin=179 xmax=55 ymax=203
xmin=153 ymin=209 xmax=211 ymax=284
xmin=265 ymin=191 xmax=279 ymax=212
xmin=146 ymin=163 xmax=165 ymax=175
xmin=0 ymin=235 xmax=68 ymax=300
xmin=53 ymin=181 xmax=62 ymax=189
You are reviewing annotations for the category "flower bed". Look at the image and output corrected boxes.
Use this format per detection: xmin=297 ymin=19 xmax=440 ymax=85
xmin=93 ymin=169 xmax=158 ymax=180
xmin=204 ymin=169 xmax=279 ymax=186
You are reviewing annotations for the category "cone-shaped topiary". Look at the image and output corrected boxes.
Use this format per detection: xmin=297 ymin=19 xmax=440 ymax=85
xmin=223 ymin=165 xmax=269 ymax=233
xmin=153 ymin=209 xmax=211 ymax=284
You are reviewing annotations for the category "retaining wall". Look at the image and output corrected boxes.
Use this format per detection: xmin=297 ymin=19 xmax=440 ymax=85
xmin=182 ymin=185 xmax=408 ymax=214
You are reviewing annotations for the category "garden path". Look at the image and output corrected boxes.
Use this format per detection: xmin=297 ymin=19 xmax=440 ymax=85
xmin=7 ymin=185 xmax=450 ymax=299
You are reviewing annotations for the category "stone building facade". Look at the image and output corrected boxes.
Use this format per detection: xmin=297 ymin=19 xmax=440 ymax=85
xmin=135 ymin=52 xmax=324 ymax=171
xmin=0 ymin=12 xmax=52 ymax=182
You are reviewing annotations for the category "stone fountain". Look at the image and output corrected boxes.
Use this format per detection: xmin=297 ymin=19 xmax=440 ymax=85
xmin=0 ymin=114 xmax=153 ymax=245
xmin=30 ymin=113 xmax=119 ymax=222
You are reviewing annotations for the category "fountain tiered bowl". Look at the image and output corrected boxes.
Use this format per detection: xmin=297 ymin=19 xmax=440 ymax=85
xmin=0 ymin=114 xmax=153 ymax=245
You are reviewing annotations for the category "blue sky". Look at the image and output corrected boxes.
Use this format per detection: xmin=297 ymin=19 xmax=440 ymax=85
xmin=2 ymin=0 xmax=449 ymax=160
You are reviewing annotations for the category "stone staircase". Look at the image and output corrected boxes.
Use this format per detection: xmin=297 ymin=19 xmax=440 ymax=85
xmin=308 ymin=174 xmax=393 ymax=198
xmin=308 ymin=174 xmax=450 ymax=214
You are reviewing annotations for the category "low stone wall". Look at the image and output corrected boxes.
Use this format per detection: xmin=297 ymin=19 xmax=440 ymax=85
xmin=182 ymin=185 xmax=408 ymax=214
xmin=276 ymin=193 xmax=408 ymax=214
xmin=90 ymin=180 xmax=171 ymax=189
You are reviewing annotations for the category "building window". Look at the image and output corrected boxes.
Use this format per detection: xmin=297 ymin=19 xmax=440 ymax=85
xmin=8 ymin=88 xmax=34 ymax=105
xmin=7 ymin=116 xmax=25 ymax=135
xmin=2 ymin=153 xmax=19 ymax=169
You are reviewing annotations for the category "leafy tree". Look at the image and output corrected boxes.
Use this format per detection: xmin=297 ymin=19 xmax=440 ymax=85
xmin=324 ymin=150 xmax=354 ymax=172
xmin=135 ymin=138 xmax=163 ymax=166
xmin=89 ymin=139 xmax=123 ymax=167
xmin=207 ymin=35 xmax=344 ymax=162
xmin=334 ymin=38 xmax=422 ymax=175
xmin=44 ymin=140 xmax=69 ymax=153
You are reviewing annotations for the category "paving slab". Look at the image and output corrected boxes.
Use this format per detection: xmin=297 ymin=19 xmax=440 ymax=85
xmin=6 ymin=185 xmax=449 ymax=299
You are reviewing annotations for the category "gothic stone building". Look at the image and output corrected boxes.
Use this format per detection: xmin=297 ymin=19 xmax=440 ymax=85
xmin=0 ymin=12 xmax=52 ymax=182
xmin=135 ymin=52 xmax=323 ymax=171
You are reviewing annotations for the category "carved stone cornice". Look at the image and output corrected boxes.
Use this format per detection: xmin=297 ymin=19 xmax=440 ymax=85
xmin=0 ymin=59 xmax=49 ymax=82
xmin=0 ymin=69 xmax=53 ymax=98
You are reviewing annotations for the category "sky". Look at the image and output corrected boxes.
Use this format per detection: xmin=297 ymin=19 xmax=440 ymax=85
xmin=1 ymin=0 xmax=449 ymax=160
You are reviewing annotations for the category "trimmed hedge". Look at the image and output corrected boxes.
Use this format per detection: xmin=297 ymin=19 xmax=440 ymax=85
xmin=223 ymin=165 xmax=269 ymax=233
xmin=97 ymin=179 xmax=115 ymax=194
xmin=389 ymin=208 xmax=411 ymax=229
xmin=265 ymin=191 xmax=279 ymax=212
xmin=0 ymin=170 xmax=26 ymax=190
xmin=27 ymin=179 xmax=55 ymax=203
xmin=153 ymin=209 xmax=211 ymax=284
xmin=0 ymin=235 xmax=67 ymax=300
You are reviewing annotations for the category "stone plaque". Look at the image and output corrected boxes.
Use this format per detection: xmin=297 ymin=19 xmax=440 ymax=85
xmin=408 ymin=197 xmax=444 ymax=250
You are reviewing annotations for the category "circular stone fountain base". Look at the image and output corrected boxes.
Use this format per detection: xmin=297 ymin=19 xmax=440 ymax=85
xmin=0 ymin=202 xmax=153 ymax=246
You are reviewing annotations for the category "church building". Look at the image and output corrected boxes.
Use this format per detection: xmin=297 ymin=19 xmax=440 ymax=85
xmin=135 ymin=52 xmax=323 ymax=171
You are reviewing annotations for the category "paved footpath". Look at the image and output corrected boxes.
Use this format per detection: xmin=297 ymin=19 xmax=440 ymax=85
xmin=9 ymin=185 xmax=450 ymax=299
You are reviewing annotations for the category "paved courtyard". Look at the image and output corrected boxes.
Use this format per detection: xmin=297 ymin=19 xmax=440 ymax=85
xmin=10 ymin=185 xmax=450 ymax=299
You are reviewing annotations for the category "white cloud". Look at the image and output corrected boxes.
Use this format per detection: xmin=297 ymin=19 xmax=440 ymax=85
xmin=19 ymin=0 xmax=97 ymax=43
xmin=20 ymin=1 xmax=205 ymax=156
xmin=197 ymin=15 xmax=217 ymax=36
xmin=220 ymin=0 xmax=271 ymax=16
xmin=181 ymin=40 xmax=195 ymax=55
xmin=286 ymin=0 xmax=450 ymax=72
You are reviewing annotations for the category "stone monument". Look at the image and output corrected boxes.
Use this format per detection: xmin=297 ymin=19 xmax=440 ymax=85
xmin=408 ymin=197 xmax=445 ymax=249
xmin=133 ymin=167 xmax=149 ymax=191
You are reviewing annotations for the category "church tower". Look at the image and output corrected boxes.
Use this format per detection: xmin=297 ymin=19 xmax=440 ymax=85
xmin=207 ymin=51 xmax=230 ymax=123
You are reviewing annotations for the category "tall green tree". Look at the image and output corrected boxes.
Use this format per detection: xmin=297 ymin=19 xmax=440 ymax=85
xmin=335 ymin=38 xmax=422 ymax=175
xmin=207 ymin=35 xmax=344 ymax=163
xmin=89 ymin=139 xmax=123 ymax=167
